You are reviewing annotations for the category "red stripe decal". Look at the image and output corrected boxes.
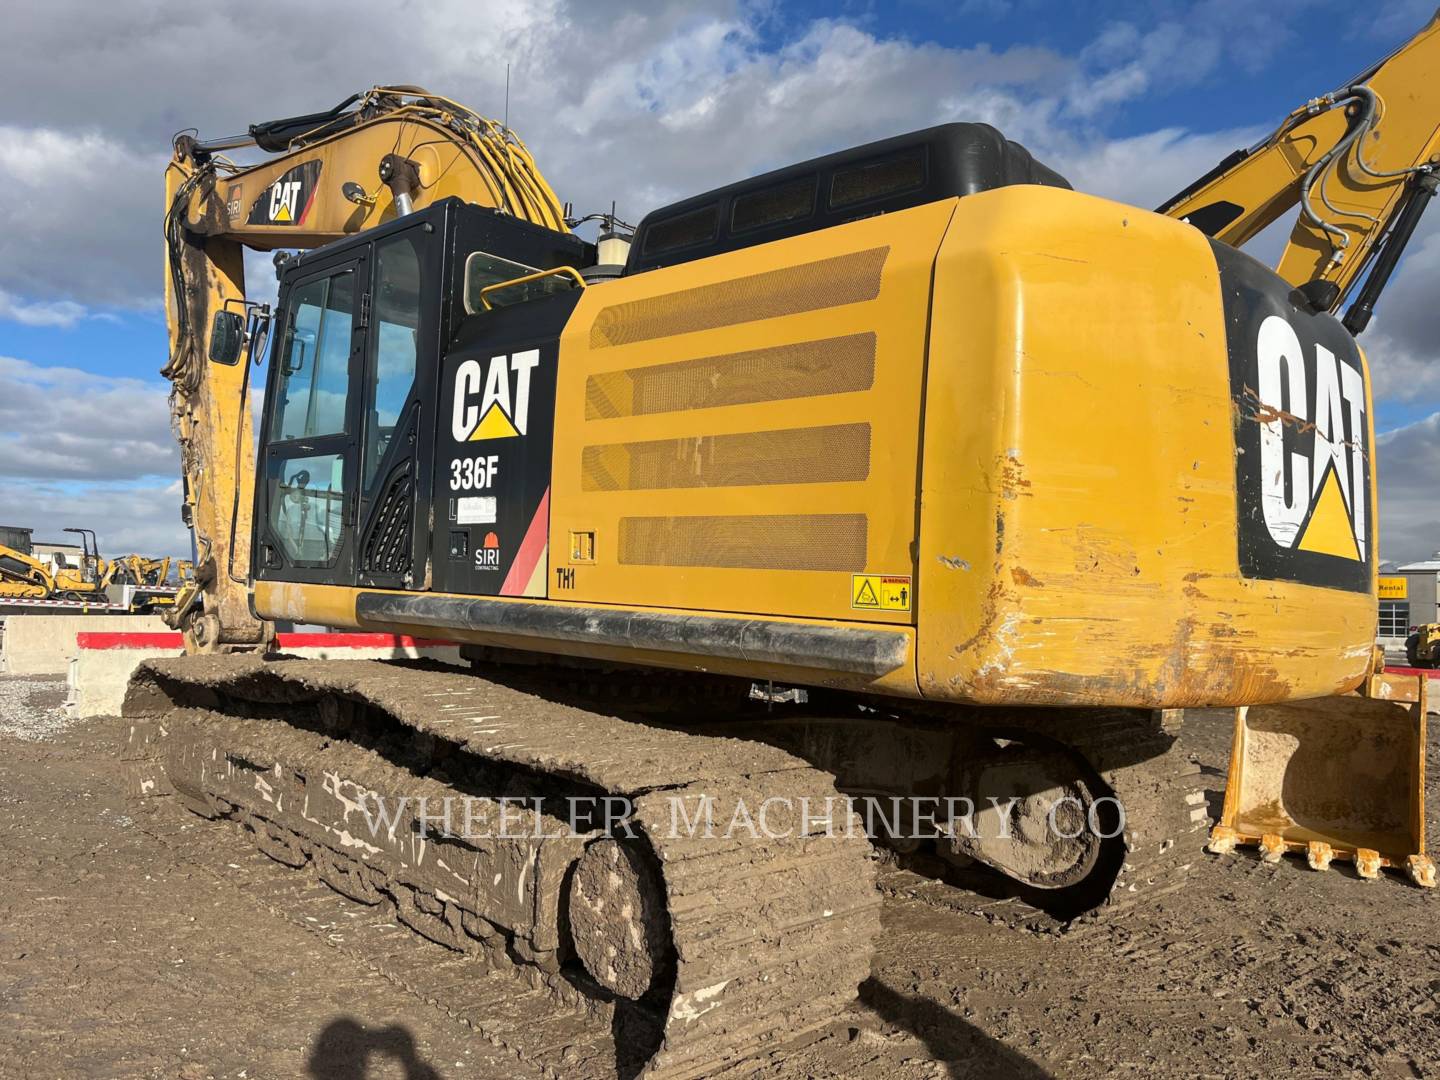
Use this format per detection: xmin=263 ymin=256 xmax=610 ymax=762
xmin=501 ymin=487 xmax=550 ymax=597
xmin=275 ymin=633 xmax=454 ymax=648
xmin=297 ymin=185 xmax=319 ymax=226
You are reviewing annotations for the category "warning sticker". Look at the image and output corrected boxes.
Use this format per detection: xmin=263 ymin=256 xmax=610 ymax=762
xmin=852 ymin=574 xmax=911 ymax=612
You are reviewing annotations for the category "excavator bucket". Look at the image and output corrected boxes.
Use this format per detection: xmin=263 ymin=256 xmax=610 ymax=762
xmin=1208 ymin=672 xmax=1435 ymax=887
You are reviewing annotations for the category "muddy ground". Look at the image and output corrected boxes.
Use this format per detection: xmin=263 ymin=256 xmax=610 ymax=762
xmin=0 ymin=674 xmax=1436 ymax=1079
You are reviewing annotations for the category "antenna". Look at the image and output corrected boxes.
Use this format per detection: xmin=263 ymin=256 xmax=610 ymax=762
xmin=504 ymin=62 xmax=511 ymax=134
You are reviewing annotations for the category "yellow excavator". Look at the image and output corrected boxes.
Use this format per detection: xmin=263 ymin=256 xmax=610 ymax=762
xmin=0 ymin=526 xmax=111 ymax=602
xmin=51 ymin=527 xmax=111 ymax=595
xmin=1 ymin=524 xmax=175 ymax=610
xmin=131 ymin=15 xmax=1439 ymax=1076
xmin=109 ymin=554 xmax=173 ymax=588
xmin=0 ymin=531 xmax=60 ymax=600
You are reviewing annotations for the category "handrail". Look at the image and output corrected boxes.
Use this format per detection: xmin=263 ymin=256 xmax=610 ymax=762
xmin=477 ymin=265 xmax=586 ymax=311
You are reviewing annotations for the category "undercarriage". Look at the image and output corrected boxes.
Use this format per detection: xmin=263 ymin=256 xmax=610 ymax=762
xmin=121 ymin=653 xmax=1209 ymax=1075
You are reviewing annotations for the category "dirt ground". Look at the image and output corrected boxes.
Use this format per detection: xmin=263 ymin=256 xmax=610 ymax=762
xmin=0 ymin=675 xmax=1436 ymax=1080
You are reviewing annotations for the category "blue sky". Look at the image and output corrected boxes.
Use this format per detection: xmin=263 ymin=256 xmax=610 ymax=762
xmin=1 ymin=0 xmax=1437 ymax=558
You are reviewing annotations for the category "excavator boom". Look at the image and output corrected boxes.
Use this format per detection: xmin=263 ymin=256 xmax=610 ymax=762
xmin=1159 ymin=10 xmax=1440 ymax=333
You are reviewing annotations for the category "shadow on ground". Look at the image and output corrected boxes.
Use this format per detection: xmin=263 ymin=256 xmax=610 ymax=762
xmin=307 ymin=1017 xmax=443 ymax=1080
xmin=861 ymin=978 xmax=1053 ymax=1079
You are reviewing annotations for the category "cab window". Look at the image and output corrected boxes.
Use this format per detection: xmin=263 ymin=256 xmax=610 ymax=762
xmin=365 ymin=235 xmax=422 ymax=489
xmin=272 ymin=271 xmax=355 ymax=441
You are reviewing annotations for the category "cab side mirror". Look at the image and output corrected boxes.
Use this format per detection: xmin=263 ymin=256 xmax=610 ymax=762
xmin=209 ymin=310 xmax=245 ymax=365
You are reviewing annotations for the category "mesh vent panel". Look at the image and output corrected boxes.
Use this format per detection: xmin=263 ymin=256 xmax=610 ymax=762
xmin=583 ymin=423 xmax=870 ymax=492
xmin=359 ymin=464 xmax=413 ymax=577
xmin=585 ymin=332 xmax=876 ymax=420
xmin=618 ymin=514 xmax=867 ymax=571
xmin=590 ymin=247 xmax=888 ymax=348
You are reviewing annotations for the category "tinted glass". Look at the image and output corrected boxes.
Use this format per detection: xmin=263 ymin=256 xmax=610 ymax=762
xmin=829 ymin=148 xmax=925 ymax=209
xmin=365 ymin=236 xmax=421 ymax=488
xmin=642 ymin=204 xmax=718 ymax=255
xmin=463 ymin=251 xmax=575 ymax=313
xmin=272 ymin=271 xmax=355 ymax=441
xmin=731 ymin=176 xmax=815 ymax=233
xmin=269 ymin=451 xmax=346 ymax=565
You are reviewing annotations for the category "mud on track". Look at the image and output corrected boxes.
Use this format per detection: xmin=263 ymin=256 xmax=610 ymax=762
xmin=0 ymin=675 xmax=1436 ymax=1079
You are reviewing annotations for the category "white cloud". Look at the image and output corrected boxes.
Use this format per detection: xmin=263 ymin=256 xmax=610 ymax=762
xmin=0 ymin=356 xmax=176 ymax=480
xmin=1364 ymin=331 xmax=1440 ymax=409
xmin=1356 ymin=217 xmax=1440 ymax=405
xmin=0 ymin=2 xmax=1073 ymax=311
xmin=0 ymin=289 xmax=87 ymax=328
xmin=0 ymin=478 xmax=188 ymax=557
xmin=1066 ymin=1 xmax=1303 ymax=117
xmin=1377 ymin=412 xmax=1440 ymax=565
xmin=0 ymin=355 xmax=187 ymax=556
xmin=0 ymin=125 xmax=159 ymax=312
xmin=1053 ymin=124 xmax=1265 ymax=211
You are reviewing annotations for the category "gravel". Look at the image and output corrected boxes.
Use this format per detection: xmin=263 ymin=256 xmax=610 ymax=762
xmin=0 ymin=677 xmax=77 ymax=741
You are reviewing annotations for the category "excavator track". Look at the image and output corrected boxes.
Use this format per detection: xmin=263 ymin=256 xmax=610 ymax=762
xmin=425 ymin=654 xmax=1211 ymax=930
xmin=879 ymin=709 xmax=1210 ymax=931
xmin=121 ymin=655 xmax=880 ymax=1080
xmin=129 ymin=781 xmax=611 ymax=1078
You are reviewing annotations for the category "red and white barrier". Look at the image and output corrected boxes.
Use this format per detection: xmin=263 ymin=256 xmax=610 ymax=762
xmin=0 ymin=596 xmax=130 ymax=613
xmin=1385 ymin=665 xmax=1440 ymax=680
xmin=66 ymin=631 xmax=462 ymax=718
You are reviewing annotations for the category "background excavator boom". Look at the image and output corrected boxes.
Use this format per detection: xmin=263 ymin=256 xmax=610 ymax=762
xmin=1159 ymin=9 xmax=1440 ymax=334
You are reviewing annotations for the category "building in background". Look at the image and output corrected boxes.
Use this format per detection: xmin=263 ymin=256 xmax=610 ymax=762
xmin=30 ymin=538 xmax=84 ymax=574
xmin=1378 ymin=554 xmax=1440 ymax=653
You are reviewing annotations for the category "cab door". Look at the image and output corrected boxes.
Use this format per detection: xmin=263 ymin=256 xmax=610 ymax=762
xmin=255 ymin=255 xmax=363 ymax=585
xmin=352 ymin=226 xmax=435 ymax=590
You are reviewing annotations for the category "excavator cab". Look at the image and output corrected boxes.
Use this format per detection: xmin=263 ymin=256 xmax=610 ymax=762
xmin=253 ymin=199 xmax=587 ymax=593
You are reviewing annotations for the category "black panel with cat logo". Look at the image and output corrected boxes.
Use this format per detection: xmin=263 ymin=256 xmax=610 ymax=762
xmin=429 ymin=203 xmax=589 ymax=598
xmin=1212 ymin=241 xmax=1372 ymax=594
xmin=435 ymin=290 xmax=581 ymax=597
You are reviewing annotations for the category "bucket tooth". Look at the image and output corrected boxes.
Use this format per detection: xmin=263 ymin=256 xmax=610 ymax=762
xmin=1258 ymin=833 xmax=1286 ymax=863
xmin=1207 ymin=825 xmax=1238 ymax=855
xmin=1354 ymin=848 xmax=1382 ymax=880
xmin=1406 ymin=854 xmax=1437 ymax=889
xmin=1306 ymin=841 xmax=1334 ymax=872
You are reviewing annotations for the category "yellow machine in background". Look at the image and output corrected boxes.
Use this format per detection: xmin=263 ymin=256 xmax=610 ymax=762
xmin=136 ymin=16 xmax=1440 ymax=1075
xmin=0 ymin=542 xmax=59 ymax=600
xmin=50 ymin=527 xmax=110 ymax=597
xmin=1407 ymin=623 xmax=1440 ymax=669
xmin=0 ymin=526 xmax=110 ymax=602
xmin=0 ymin=524 xmax=178 ymax=610
xmin=109 ymin=555 xmax=173 ymax=588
